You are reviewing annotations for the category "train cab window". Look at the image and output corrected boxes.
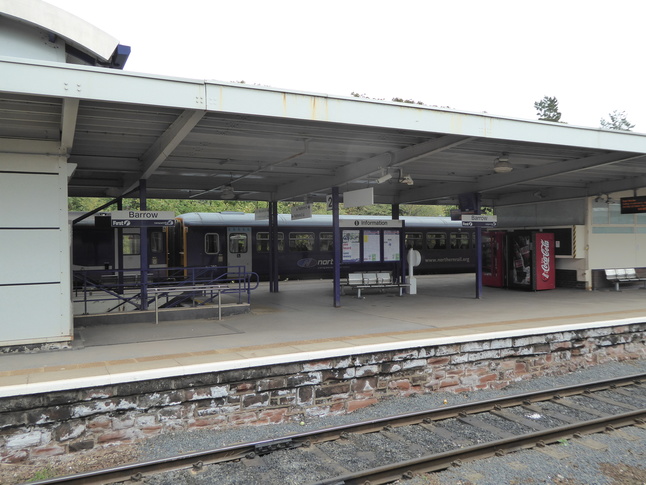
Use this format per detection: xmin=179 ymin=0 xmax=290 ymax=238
xmin=256 ymin=232 xmax=284 ymax=252
xmin=150 ymin=232 xmax=164 ymax=253
xmin=229 ymin=233 xmax=248 ymax=253
xmin=122 ymin=234 xmax=140 ymax=255
xmin=320 ymin=232 xmax=333 ymax=251
xmin=450 ymin=232 xmax=470 ymax=249
xmin=205 ymin=233 xmax=220 ymax=254
xmin=289 ymin=232 xmax=314 ymax=251
xmin=405 ymin=232 xmax=423 ymax=250
xmin=426 ymin=232 xmax=446 ymax=250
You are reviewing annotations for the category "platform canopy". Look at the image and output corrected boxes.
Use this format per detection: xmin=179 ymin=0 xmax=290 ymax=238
xmin=2 ymin=57 xmax=646 ymax=207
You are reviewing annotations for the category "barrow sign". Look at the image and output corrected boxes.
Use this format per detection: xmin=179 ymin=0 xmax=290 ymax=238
xmin=461 ymin=214 xmax=497 ymax=227
xmin=111 ymin=210 xmax=175 ymax=227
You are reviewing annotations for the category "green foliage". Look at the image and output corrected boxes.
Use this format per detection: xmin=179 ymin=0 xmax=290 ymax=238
xmin=28 ymin=467 xmax=56 ymax=481
xmin=534 ymin=96 xmax=562 ymax=122
xmin=600 ymin=110 xmax=634 ymax=131
xmin=68 ymin=197 xmax=450 ymax=217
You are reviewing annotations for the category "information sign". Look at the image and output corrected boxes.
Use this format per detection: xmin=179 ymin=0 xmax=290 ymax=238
xmin=111 ymin=211 xmax=175 ymax=227
xmin=620 ymin=196 xmax=646 ymax=214
xmin=291 ymin=203 xmax=312 ymax=220
xmin=461 ymin=214 xmax=497 ymax=227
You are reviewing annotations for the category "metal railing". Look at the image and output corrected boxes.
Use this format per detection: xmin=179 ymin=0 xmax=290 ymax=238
xmin=72 ymin=266 xmax=259 ymax=315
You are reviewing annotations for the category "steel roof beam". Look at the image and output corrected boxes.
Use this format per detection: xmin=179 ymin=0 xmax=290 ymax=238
xmin=122 ymin=109 xmax=205 ymax=194
xmin=60 ymin=97 xmax=78 ymax=155
xmin=274 ymin=135 xmax=472 ymax=201
xmin=399 ymin=151 xmax=646 ymax=204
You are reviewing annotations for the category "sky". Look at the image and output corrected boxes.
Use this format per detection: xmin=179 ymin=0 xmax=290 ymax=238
xmin=44 ymin=0 xmax=646 ymax=132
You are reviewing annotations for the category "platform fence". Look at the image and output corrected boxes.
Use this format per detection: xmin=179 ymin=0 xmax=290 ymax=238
xmin=72 ymin=265 xmax=259 ymax=315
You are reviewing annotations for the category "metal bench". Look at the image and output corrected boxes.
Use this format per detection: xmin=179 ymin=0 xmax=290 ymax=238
xmin=343 ymin=272 xmax=409 ymax=299
xmin=604 ymin=268 xmax=646 ymax=291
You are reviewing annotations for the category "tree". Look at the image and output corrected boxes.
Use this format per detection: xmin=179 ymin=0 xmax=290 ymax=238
xmin=600 ymin=110 xmax=634 ymax=131
xmin=534 ymin=96 xmax=562 ymax=122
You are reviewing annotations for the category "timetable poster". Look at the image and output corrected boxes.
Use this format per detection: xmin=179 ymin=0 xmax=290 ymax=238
xmin=363 ymin=230 xmax=380 ymax=262
xmin=383 ymin=230 xmax=400 ymax=262
xmin=342 ymin=230 xmax=360 ymax=262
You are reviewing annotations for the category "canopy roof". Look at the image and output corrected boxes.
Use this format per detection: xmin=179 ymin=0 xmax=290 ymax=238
xmin=2 ymin=57 xmax=646 ymax=207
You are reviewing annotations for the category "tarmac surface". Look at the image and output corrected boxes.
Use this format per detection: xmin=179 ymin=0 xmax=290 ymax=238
xmin=2 ymin=273 xmax=646 ymax=397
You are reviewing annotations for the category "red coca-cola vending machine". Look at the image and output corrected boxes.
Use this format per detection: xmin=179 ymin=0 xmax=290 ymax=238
xmin=507 ymin=231 xmax=555 ymax=291
xmin=482 ymin=230 xmax=556 ymax=290
xmin=482 ymin=231 xmax=506 ymax=287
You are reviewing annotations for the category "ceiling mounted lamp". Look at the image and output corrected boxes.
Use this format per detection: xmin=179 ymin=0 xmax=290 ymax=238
xmin=493 ymin=153 xmax=513 ymax=173
xmin=220 ymin=184 xmax=235 ymax=200
xmin=399 ymin=174 xmax=414 ymax=185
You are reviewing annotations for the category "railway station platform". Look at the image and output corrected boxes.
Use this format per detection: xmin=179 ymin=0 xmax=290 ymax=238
xmin=2 ymin=273 xmax=646 ymax=399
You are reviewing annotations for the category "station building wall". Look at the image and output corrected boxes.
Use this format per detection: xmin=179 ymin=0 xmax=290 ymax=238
xmin=0 ymin=154 xmax=72 ymax=346
xmin=496 ymin=191 xmax=646 ymax=290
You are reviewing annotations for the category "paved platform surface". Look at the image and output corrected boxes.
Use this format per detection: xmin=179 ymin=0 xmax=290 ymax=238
xmin=2 ymin=274 xmax=646 ymax=397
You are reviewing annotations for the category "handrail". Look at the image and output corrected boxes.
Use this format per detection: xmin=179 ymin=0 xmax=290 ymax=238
xmin=72 ymin=265 xmax=257 ymax=315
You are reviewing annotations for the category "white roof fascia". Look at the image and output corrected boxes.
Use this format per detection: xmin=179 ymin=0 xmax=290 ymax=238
xmin=0 ymin=0 xmax=119 ymax=61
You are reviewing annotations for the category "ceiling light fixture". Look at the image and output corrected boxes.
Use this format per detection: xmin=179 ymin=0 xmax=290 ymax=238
xmin=493 ymin=153 xmax=513 ymax=173
xmin=399 ymin=174 xmax=414 ymax=185
xmin=376 ymin=172 xmax=393 ymax=184
xmin=221 ymin=184 xmax=235 ymax=200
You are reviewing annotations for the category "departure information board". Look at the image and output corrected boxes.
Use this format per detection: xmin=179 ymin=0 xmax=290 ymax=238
xmin=620 ymin=196 xmax=646 ymax=214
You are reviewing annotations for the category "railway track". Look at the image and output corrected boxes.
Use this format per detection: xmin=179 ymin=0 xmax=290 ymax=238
xmin=29 ymin=373 xmax=646 ymax=485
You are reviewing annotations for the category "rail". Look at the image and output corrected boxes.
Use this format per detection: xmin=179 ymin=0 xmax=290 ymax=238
xmin=28 ymin=373 xmax=646 ymax=485
xmin=150 ymin=284 xmax=229 ymax=323
xmin=72 ymin=266 xmax=259 ymax=316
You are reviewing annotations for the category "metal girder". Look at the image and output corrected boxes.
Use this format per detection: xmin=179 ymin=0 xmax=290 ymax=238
xmin=60 ymin=97 xmax=79 ymax=155
xmin=122 ymin=109 xmax=205 ymax=194
xmin=399 ymin=151 xmax=646 ymax=204
xmin=275 ymin=135 xmax=472 ymax=201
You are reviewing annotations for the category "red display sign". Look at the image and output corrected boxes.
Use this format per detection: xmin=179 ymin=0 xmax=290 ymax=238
xmin=534 ymin=233 xmax=555 ymax=290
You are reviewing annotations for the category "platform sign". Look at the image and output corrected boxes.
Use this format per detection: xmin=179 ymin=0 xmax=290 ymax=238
xmin=461 ymin=214 xmax=497 ymax=227
xmin=291 ymin=203 xmax=312 ymax=220
xmin=111 ymin=210 xmax=175 ymax=227
xmin=620 ymin=196 xmax=646 ymax=214
xmin=255 ymin=208 xmax=269 ymax=220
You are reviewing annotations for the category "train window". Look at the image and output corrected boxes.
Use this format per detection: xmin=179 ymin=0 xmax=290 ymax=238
xmin=256 ymin=232 xmax=284 ymax=252
xmin=122 ymin=234 xmax=140 ymax=255
xmin=450 ymin=232 xmax=470 ymax=249
xmin=150 ymin=232 xmax=164 ymax=253
xmin=205 ymin=233 xmax=220 ymax=254
xmin=320 ymin=232 xmax=333 ymax=251
xmin=426 ymin=232 xmax=446 ymax=250
xmin=405 ymin=232 xmax=423 ymax=250
xmin=229 ymin=233 xmax=248 ymax=253
xmin=289 ymin=232 xmax=314 ymax=251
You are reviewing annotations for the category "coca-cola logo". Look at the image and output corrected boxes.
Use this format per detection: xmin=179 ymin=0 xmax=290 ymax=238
xmin=540 ymin=239 xmax=550 ymax=281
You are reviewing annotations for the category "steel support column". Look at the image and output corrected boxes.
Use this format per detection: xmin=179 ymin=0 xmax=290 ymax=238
xmin=269 ymin=201 xmax=279 ymax=293
xmin=139 ymin=180 xmax=149 ymax=310
xmin=332 ymin=187 xmax=341 ymax=307
xmin=474 ymin=193 xmax=483 ymax=299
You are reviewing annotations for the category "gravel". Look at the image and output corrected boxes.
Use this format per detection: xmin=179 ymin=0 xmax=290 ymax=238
xmin=133 ymin=359 xmax=646 ymax=485
xmin=6 ymin=359 xmax=646 ymax=484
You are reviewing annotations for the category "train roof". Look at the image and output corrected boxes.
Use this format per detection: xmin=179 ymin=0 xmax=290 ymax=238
xmin=176 ymin=212 xmax=463 ymax=228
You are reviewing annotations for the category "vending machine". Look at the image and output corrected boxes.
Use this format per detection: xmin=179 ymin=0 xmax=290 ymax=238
xmin=482 ymin=231 xmax=555 ymax=290
xmin=481 ymin=231 xmax=506 ymax=287
xmin=507 ymin=231 xmax=555 ymax=291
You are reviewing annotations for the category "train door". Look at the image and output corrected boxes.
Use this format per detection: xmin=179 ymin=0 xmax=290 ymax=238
xmin=227 ymin=227 xmax=252 ymax=275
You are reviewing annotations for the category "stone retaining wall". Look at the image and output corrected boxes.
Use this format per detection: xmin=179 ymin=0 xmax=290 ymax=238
xmin=1 ymin=323 xmax=645 ymax=463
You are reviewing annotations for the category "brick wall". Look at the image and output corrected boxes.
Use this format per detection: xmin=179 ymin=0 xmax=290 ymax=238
xmin=1 ymin=323 xmax=645 ymax=463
